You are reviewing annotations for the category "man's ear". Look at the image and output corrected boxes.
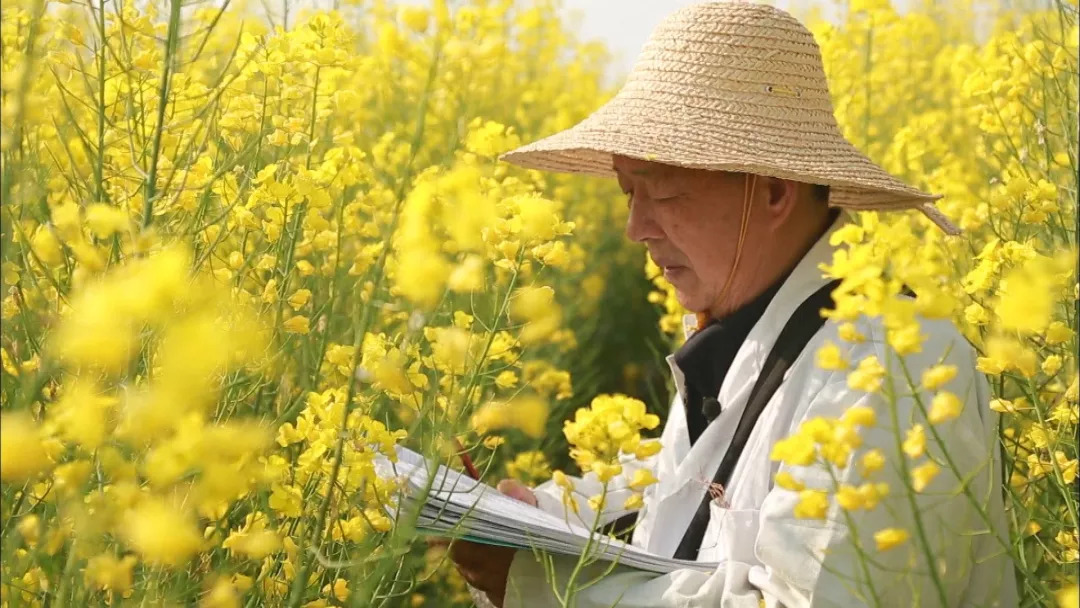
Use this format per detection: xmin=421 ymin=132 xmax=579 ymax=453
xmin=762 ymin=177 xmax=799 ymax=226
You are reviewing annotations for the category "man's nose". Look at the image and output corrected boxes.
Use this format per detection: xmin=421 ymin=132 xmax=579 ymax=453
xmin=625 ymin=199 xmax=663 ymax=242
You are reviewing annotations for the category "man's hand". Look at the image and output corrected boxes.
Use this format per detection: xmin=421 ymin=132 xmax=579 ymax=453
xmin=446 ymin=479 xmax=537 ymax=608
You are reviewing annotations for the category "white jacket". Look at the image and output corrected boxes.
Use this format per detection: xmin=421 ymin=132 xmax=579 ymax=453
xmin=504 ymin=215 xmax=1018 ymax=607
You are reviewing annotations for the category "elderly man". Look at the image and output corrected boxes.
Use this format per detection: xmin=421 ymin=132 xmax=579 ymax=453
xmin=448 ymin=2 xmax=1016 ymax=607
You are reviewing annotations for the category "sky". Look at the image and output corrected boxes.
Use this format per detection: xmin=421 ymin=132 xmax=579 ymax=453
xmin=558 ymin=1 xmax=816 ymax=79
xmin=274 ymin=0 xmax=936 ymax=83
xmin=278 ymin=1 xmax=839 ymax=76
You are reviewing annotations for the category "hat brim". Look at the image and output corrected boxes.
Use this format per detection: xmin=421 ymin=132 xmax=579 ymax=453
xmin=499 ymin=93 xmax=958 ymax=234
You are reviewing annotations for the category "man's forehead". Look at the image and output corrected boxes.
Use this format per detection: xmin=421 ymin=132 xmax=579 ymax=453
xmin=612 ymin=157 xmax=739 ymax=183
xmin=611 ymin=156 xmax=679 ymax=178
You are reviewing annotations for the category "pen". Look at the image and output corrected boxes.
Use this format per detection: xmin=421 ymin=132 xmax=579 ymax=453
xmin=454 ymin=437 xmax=481 ymax=480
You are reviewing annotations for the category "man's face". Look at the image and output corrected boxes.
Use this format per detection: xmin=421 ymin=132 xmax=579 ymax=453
xmin=614 ymin=155 xmax=756 ymax=314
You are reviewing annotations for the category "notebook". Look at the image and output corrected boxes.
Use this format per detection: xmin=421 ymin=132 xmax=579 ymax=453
xmin=374 ymin=445 xmax=718 ymax=574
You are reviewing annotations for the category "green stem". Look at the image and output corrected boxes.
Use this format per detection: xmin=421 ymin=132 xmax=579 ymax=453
xmin=455 ymin=246 xmax=525 ymax=419
xmin=285 ymin=22 xmax=446 ymax=608
xmin=883 ymin=349 xmax=951 ymax=607
xmin=558 ymin=481 xmax=609 ymax=608
xmin=895 ymin=357 xmax=1039 ymax=584
xmin=94 ymin=0 xmax=107 ymax=205
xmin=141 ymin=0 xmax=182 ymax=229
xmin=305 ymin=66 xmax=321 ymax=171
xmin=1018 ymin=378 xmax=1080 ymax=531
xmin=50 ymin=538 xmax=79 ymax=608
xmin=0 ymin=0 xmax=47 ymax=291
xmin=824 ymin=465 xmax=884 ymax=607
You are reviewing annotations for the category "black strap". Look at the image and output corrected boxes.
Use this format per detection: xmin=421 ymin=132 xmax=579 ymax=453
xmin=601 ymin=511 xmax=639 ymax=542
xmin=672 ymin=279 xmax=841 ymax=560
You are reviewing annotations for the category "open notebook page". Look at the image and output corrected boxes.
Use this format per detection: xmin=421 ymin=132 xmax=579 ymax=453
xmin=375 ymin=446 xmax=717 ymax=574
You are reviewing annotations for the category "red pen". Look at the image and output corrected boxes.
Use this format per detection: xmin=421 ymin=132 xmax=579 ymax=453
xmin=454 ymin=437 xmax=481 ymax=480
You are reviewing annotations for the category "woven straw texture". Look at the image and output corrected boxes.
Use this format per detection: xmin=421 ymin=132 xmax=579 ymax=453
xmin=499 ymin=1 xmax=958 ymax=234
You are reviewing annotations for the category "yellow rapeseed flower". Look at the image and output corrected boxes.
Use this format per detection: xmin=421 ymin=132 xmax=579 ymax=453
xmin=223 ymin=525 xmax=281 ymax=560
xmin=847 ymin=355 xmax=886 ymax=393
xmin=397 ymin=5 xmax=430 ymax=33
xmin=837 ymin=322 xmax=867 ymax=343
xmin=323 ymin=579 xmax=349 ymax=601
xmin=857 ymin=482 xmax=889 ymax=509
xmin=0 ymin=413 xmax=51 ymax=482
xmin=588 ymin=493 xmax=606 ymax=513
xmin=471 ymin=396 xmax=549 ymax=438
xmin=978 ymin=336 xmax=1038 ymax=377
xmin=996 ymin=268 xmax=1053 ymax=335
xmin=447 ymin=255 xmax=486 ymax=292
xmin=793 ymin=489 xmax=829 ymax=519
xmin=928 ymin=391 xmax=963 ymax=424
xmin=921 ymin=364 xmax=958 ymax=390
xmin=494 ymin=370 xmax=518 ymax=389
xmin=911 ymin=461 xmax=941 ymax=492
xmin=1041 ymin=355 xmax=1063 ymax=377
xmin=201 ymin=579 xmax=240 ymax=608
xmin=269 ymin=483 xmax=303 ymax=518
xmin=506 ymin=451 xmax=551 ymax=484
xmin=840 ymin=405 xmax=876 ymax=427
xmin=774 ymin=471 xmax=805 ymax=491
xmin=553 ymin=470 xmax=574 ymax=491
xmin=30 ymin=227 xmax=64 ymax=267
xmin=83 ymin=553 xmax=137 ymax=593
xmin=835 ymin=484 xmax=864 ymax=510
xmin=85 ymin=204 xmax=130 ymax=238
xmin=874 ymin=528 xmax=910 ymax=551
xmin=1057 ymin=585 xmax=1078 ymax=608
xmin=815 ymin=341 xmax=849 ymax=371
xmin=509 ymin=285 xmax=562 ymax=345
xmin=770 ymin=434 xmax=816 ymax=466
xmin=283 ymin=315 xmax=311 ymax=334
xmin=51 ymin=380 xmax=116 ymax=449
xmin=859 ymin=449 xmax=886 ymax=477
xmin=394 ymin=252 xmax=451 ymax=309
xmin=592 ymin=461 xmax=622 ymax=483
xmin=629 ymin=468 xmax=658 ymax=491
xmin=122 ymin=500 xmax=203 ymax=567
xmin=512 ymin=195 xmax=561 ymax=243
xmin=17 ymin=515 xmax=39 ymax=545
xmin=903 ymin=424 xmax=927 ymax=459
xmin=1045 ymin=321 xmax=1074 ymax=345
xmin=287 ymin=289 xmax=312 ymax=310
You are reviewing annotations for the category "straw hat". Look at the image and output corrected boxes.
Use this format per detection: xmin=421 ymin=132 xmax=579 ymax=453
xmin=499 ymin=1 xmax=959 ymax=235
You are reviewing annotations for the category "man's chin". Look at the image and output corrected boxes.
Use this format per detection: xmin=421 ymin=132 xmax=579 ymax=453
xmin=674 ymin=291 xmax=706 ymax=315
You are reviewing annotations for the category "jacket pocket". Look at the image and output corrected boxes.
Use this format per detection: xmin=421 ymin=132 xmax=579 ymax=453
xmin=697 ymin=504 xmax=761 ymax=564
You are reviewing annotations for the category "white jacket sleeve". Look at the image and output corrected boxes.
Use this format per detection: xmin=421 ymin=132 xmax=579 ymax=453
xmin=504 ymin=333 xmax=1016 ymax=608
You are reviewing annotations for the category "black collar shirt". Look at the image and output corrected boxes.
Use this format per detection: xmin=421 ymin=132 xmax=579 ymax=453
xmin=673 ymin=279 xmax=787 ymax=446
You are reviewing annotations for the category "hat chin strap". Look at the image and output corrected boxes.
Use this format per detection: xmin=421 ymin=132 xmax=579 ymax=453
xmin=696 ymin=173 xmax=756 ymax=330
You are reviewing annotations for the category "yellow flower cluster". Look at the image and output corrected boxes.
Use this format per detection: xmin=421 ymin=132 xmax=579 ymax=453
xmin=770 ymin=408 xmax=889 ymax=518
xmin=0 ymin=0 xmax=1074 ymax=603
xmin=766 ymin=0 xmax=1078 ymax=595
xmin=1 ymin=246 xmax=273 ymax=601
xmin=505 ymin=450 xmax=553 ymax=487
xmin=1 ymin=0 xmax=634 ymax=604
xmin=555 ymin=394 xmax=661 ymax=512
